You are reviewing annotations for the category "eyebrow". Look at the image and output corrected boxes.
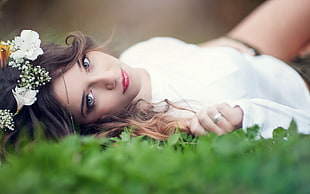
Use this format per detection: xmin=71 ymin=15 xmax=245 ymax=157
xmin=77 ymin=58 xmax=82 ymax=68
xmin=80 ymin=90 xmax=85 ymax=117
xmin=77 ymin=58 xmax=86 ymax=117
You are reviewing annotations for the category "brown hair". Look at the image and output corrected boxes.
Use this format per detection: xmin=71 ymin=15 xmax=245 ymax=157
xmin=63 ymin=33 xmax=192 ymax=140
xmin=81 ymin=99 xmax=191 ymax=140
xmin=0 ymin=32 xmax=96 ymax=154
xmin=0 ymin=32 xmax=191 ymax=156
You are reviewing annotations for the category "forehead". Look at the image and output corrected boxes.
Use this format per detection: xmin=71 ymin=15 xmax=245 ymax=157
xmin=52 ymin=62 xmax=82 ymax=117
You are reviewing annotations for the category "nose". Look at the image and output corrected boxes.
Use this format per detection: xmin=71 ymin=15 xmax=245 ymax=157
xmin=89 ymin=71 xmax=116 ymax=90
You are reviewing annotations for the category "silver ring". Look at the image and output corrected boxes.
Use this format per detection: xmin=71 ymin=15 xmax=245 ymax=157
xmin=213 ymin=113 xmax=223 ymax=124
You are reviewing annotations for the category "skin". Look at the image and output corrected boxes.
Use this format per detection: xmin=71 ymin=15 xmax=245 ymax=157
xmin=53 ymin=51 xmax=151 ymax=124
xmin=192 ymin=0 xmax=310 ymax=136
xmin=54 ymin=0 xmax=310 ymax=136
xmin=189 ymin=103 xmax=243 ymax=136
xmin=227 ymin=0 xmax=310 ymax=62
xmin=50 ymin=26 xmax=264 ymax=135
xmin=52 ymin=49 xmax=244 ymax=135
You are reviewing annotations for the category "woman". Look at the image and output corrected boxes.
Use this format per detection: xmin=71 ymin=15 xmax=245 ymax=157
xmin=1 ymin=0 xmax=310 ymax=151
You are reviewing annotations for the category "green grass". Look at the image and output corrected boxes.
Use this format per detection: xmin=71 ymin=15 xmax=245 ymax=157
xmin=0 ymin=122 xmax=310 ymax=194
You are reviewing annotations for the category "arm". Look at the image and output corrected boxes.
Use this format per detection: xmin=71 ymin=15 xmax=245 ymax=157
xmin=235 ymin=99 xmax=310 ymax=138
xmin=201 ymin=0 xmax=310 ymax=61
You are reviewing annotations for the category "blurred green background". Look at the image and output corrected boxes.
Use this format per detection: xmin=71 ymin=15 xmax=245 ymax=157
xmin=0 ymin=0 xmax=265 ymax=56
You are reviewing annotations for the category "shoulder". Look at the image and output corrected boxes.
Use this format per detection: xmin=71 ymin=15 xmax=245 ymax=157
xmin=119 ymin=37 xmax=200 ymax=67
xmin=121 ymin=37 xmax=197 ymax=55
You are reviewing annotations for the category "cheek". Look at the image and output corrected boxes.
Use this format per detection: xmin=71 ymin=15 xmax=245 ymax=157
xmin=81 ymin=93 xmax=129 ymax=124
xmin=95 ymin=93 xmax=128 ymax=116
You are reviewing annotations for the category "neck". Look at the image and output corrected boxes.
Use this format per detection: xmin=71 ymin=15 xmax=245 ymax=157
xmin=135 ymin=68 xmax=152 ymax=102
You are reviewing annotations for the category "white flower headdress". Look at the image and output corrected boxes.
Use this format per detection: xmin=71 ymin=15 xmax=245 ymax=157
xmin=0 ymin=30 xmax=51 ymax=131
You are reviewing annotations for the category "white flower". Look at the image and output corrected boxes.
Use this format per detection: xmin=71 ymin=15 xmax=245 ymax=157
xmin=0 ymin=110 xmax=14 ymax=131
xmin=10 ymin=30 xmax=43 ymax=61
xmin=12 ymin=86 xmax=38 ymax=114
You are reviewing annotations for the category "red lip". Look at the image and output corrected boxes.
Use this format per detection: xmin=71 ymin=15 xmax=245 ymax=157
xmin=121 ymin=69 xmax=129 ymax=94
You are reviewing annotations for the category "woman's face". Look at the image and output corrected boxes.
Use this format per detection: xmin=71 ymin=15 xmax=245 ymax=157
xmin=53 ymin=51 xmax=144 ymax=124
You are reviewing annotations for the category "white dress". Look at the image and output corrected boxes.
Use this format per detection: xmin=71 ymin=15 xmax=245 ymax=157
xmin=120 ymin=37 xmax=310 ymax=138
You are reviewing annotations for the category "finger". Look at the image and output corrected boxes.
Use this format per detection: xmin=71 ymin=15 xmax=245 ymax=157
xmin=231 ymin=43 xmax=255 ymax=55
xmin=219 ymin=37 xmax=256 ymax=55
xmin=197 ymin=108 xmax=226 ymax=135
xmin=189 ymin=116 xmax=207 ymax=136
xmin=216 ymin=103 xmax=243 ymax=129
xmin=207 ymin=106 xmax=236 ymax=133
xmin=223 ymin=37 xmax=257 ymax=55
xmin=214 ymin=113 xmax=235 ymax=133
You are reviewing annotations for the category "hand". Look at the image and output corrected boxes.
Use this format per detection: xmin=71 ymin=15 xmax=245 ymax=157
xmin=199 ymin=37 xmax=258 ymax=56
xmin=298 ymin=41 xmax=310 ymax=58
xmin=189 ymin=103 xmax=243 ymax=136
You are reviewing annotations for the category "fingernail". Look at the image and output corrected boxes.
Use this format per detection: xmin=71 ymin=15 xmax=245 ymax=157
xmin=248 ymin=48 xmax=256 ymax=56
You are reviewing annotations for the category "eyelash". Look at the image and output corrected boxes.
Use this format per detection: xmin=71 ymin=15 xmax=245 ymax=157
xmin=86 ymin=89 xmax=95 ymax=112
xmin=82 ymin=55 xmax=91 ymax=71
xmin=82 ymin=55 xmax=95 ymax=112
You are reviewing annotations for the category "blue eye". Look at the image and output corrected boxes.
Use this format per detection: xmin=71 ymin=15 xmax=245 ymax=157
xmin=86 ymin=90 xmax=95 ymax=111
xmin=82 ymin=55 xmax=90 ymax=70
